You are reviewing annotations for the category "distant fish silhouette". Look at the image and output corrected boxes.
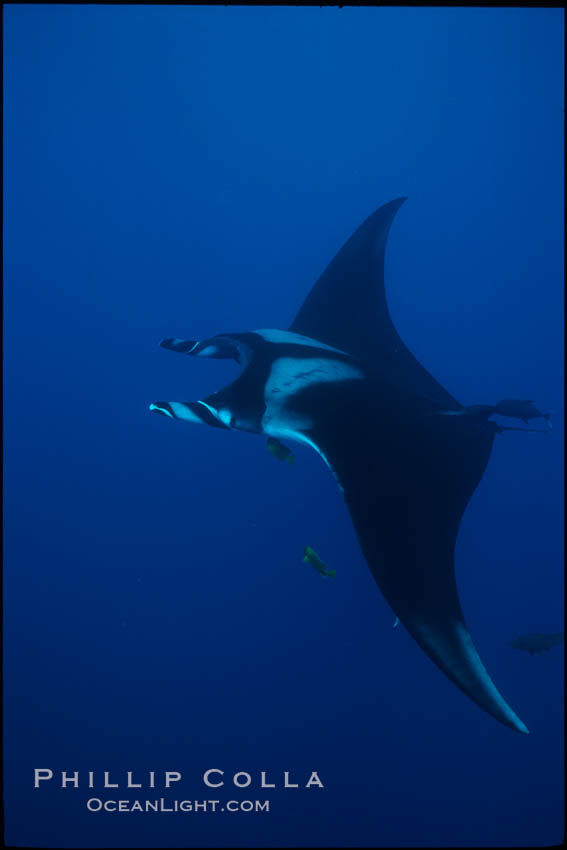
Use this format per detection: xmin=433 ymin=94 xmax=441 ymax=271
xmin=493 ymin=399 xmax=551 ymax=424
xmin=150 ymin=198 xmax=548 ymax=735
xmin=431 ymin=401 xmax=551 ymax=433
xmin=510 ymin=632 xmax=564 ymax=656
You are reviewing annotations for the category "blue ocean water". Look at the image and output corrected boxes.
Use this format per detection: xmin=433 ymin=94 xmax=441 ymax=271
xmin=3 ymin=5 xmax=564 ymax=848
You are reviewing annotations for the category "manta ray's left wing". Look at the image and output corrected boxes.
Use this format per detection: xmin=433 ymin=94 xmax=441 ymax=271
xmin=290 ymin=198 xmax=458 ymax=409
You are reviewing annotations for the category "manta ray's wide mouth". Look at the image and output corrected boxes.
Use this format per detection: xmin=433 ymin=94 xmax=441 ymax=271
xmin=149 ymin=334 xmax=251 ymax=427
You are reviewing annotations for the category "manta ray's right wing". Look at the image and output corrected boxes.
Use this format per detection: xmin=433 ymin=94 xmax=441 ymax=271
xmin=286 ymin=198 xmax=529 ymax=733
xmin=296 ymin=375 xmax=529 ymax=735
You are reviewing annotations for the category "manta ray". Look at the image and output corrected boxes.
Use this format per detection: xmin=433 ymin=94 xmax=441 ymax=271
xmin=150 ymin=198 xmax=534 ymax=735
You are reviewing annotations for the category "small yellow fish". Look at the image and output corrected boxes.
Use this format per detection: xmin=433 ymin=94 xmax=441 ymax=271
xmin=303 ymin=546 xmax=336 ymax=578
xmin=267 ymin=437 xmax=294 ymax=464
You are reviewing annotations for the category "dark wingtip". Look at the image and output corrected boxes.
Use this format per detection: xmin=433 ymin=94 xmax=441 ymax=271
xmin=366 ymin=197 xmax=408 ymax=233
xmin=398 ymin=615 xmax=531 ymax=736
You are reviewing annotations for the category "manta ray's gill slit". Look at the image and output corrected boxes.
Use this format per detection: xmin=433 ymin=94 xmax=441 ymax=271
xmin=265 ymin=356 xmax=364 ymax=399
xmin=261 ymin=355 xmax=363 ymax=438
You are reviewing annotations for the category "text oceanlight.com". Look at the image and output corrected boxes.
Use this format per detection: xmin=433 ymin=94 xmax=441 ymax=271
xmin=86 ymin=798 xmax=270 ymax=813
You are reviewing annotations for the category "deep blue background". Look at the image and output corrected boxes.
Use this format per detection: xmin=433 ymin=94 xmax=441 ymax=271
xmin=3 ymin=5 xmax=564 ymax=848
